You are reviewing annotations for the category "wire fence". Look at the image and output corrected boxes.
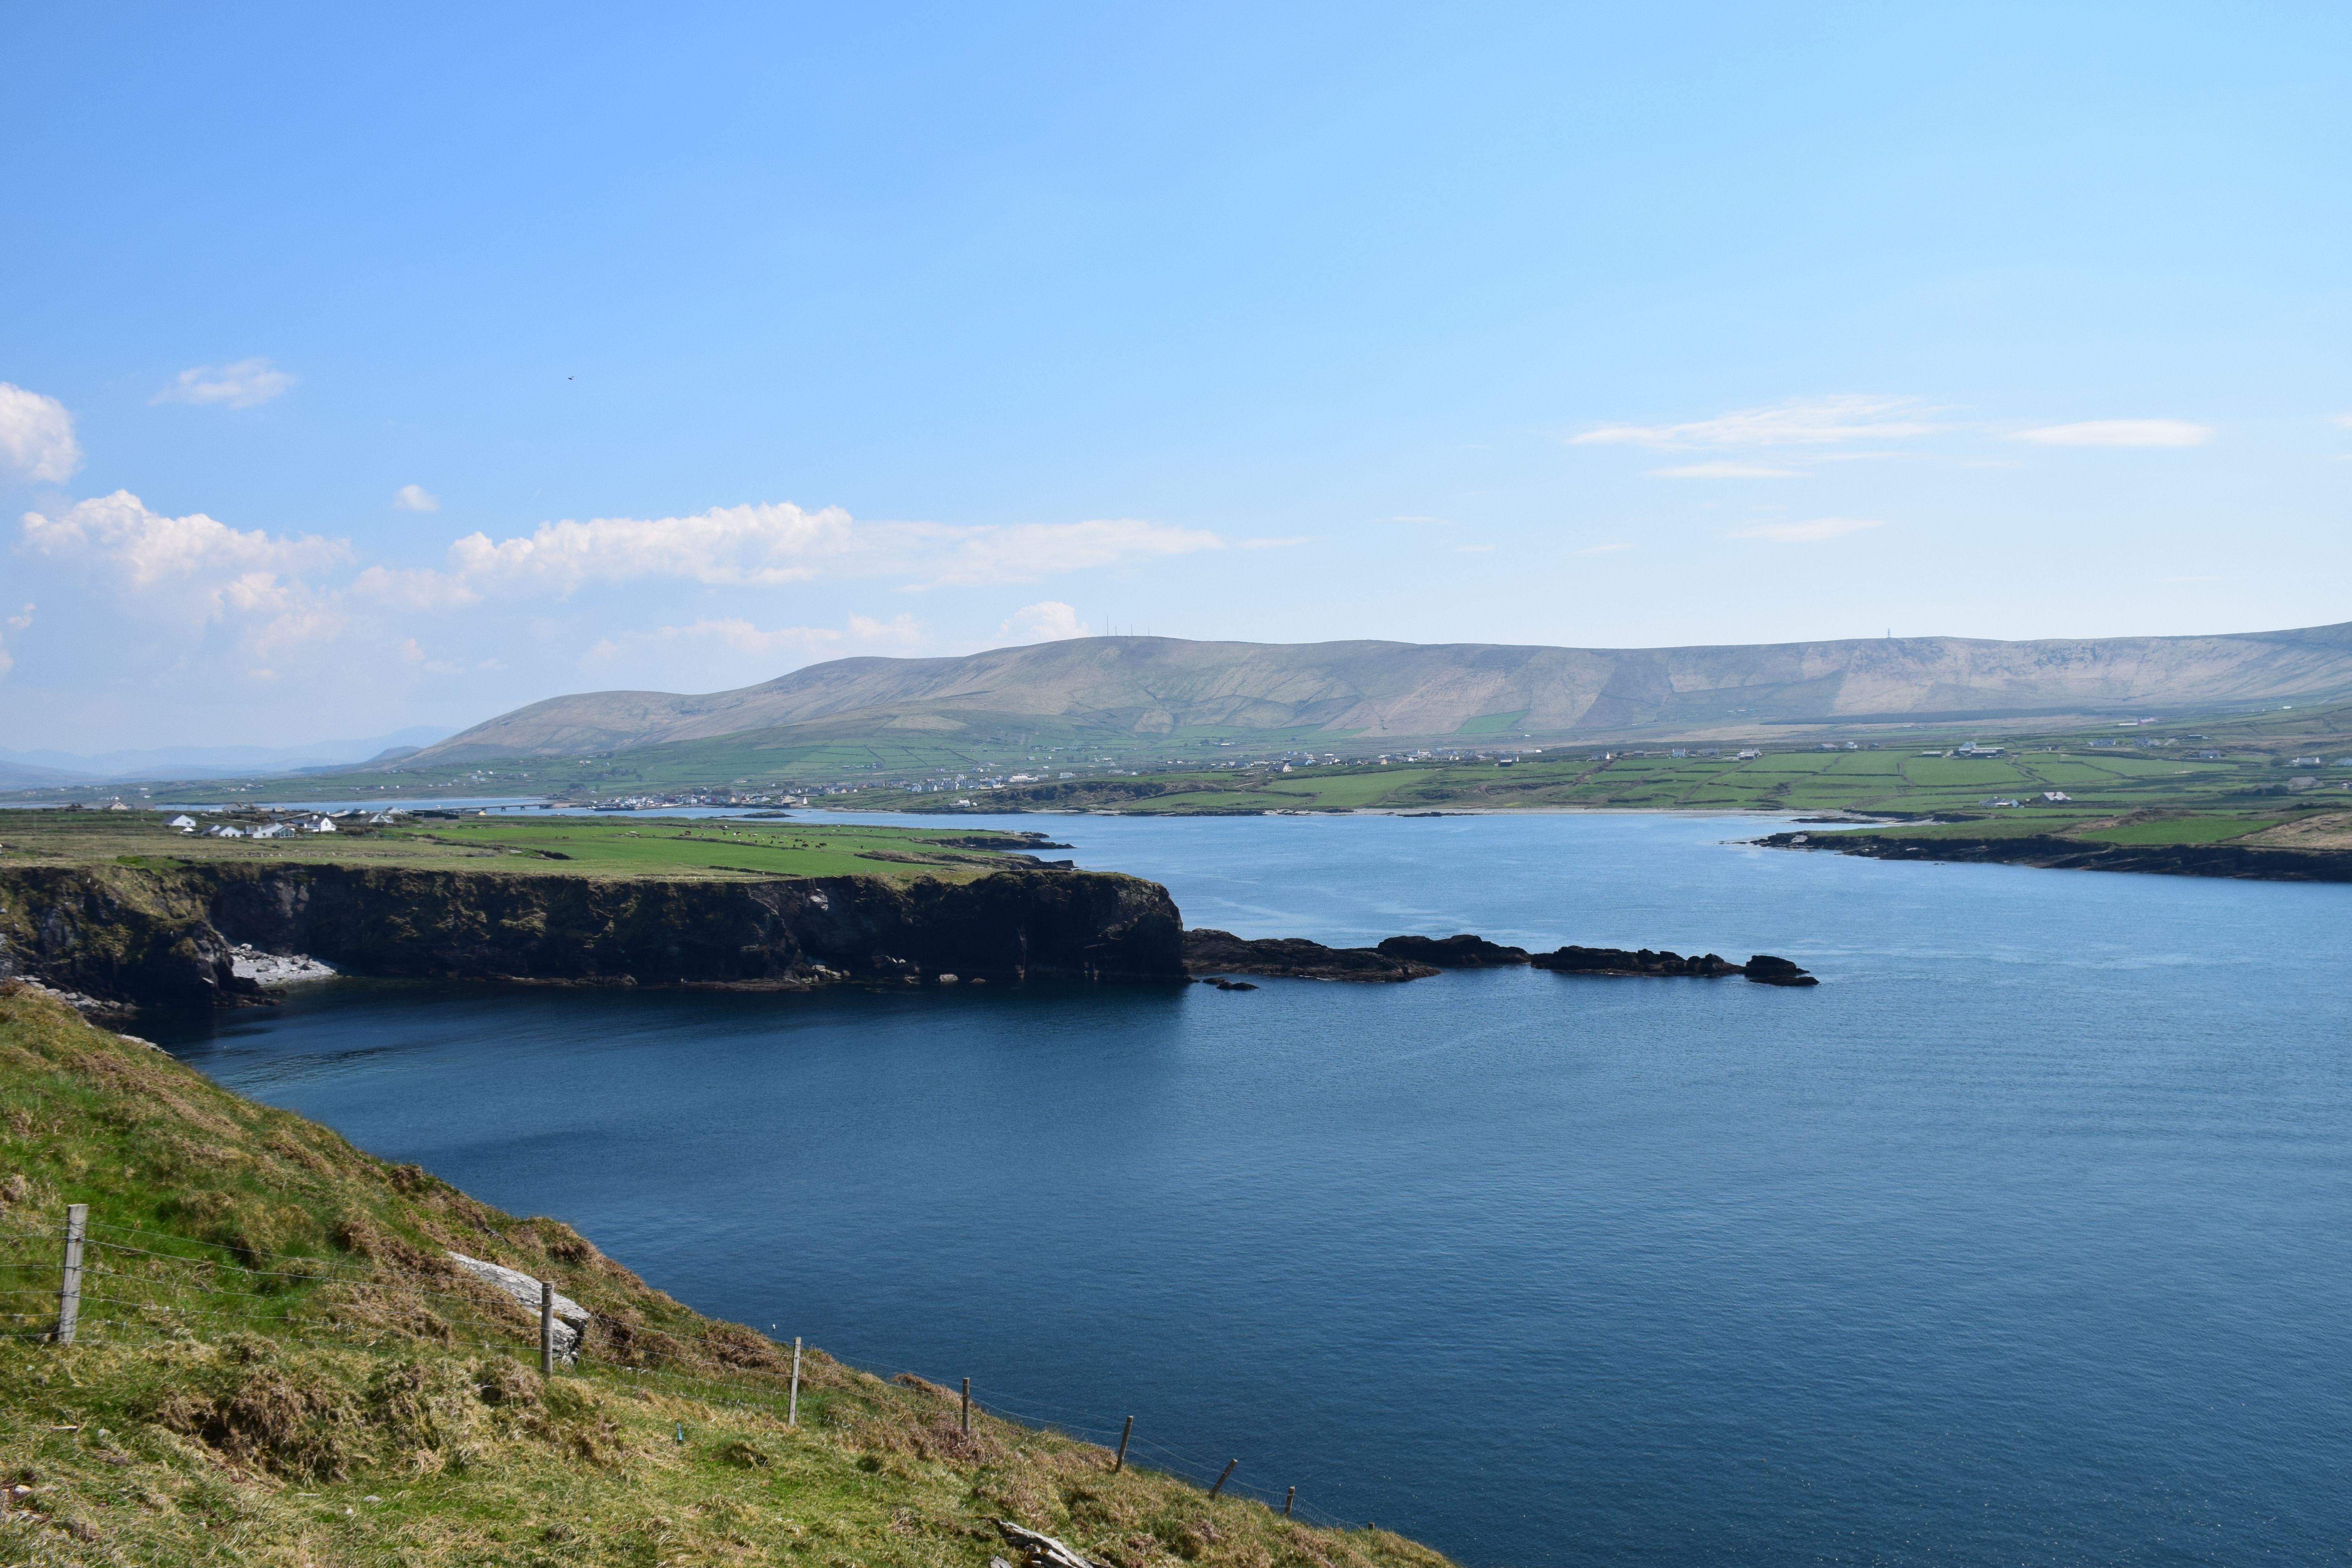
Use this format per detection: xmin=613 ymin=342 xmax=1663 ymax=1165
xmin=0 ymin=1209 xmax=1361 ymax=1530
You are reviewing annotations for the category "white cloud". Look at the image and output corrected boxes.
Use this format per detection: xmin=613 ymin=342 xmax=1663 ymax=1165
xmin=2012 ymin=419 xmax=2211 ymax=448
xmin=152 ymin=357 xmax=296 ymax=409
xmin=1725 ymin=516 xmax=1886 ymax=544
xmin=998 ymin=601 xmax=1088 ymax=642
xmin=1572 ymin=395 xmax=1945 ymax=450
xmin=6 ymin=602 xmax=31 ymax=631
xmin=583 ymin=613 xmax=924 ymax=669
xmin=1650 ymin=461 xmax=1806 ymax=479
xmin=2334 ymin=414 xmax=2352 ymax=430
xmin=394 ymin=484 xmax=440 ymax=512
xmin=362 ymin=502 xmax=1225 ymax=603
xmin=0 ymin=634 xmax=11 ymax=681
xmin=1575 ymin=542 xmax=1633 ymax=555
xmin=22 ymin=490 xmax=346 ymax=588
xmin=1237 ymin=535 xmax=1315 ymax=550
xmin=18 ymin=490 xmax=352 ymax=667
xmin=0 ymin=383 xmax=83 ymax=483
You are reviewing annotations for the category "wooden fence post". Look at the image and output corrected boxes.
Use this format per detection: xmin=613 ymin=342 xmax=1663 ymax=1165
xmin=1283 ymin=1486 xmax=1295 ymax=1519
xmin=962 ymin=1377 xmax=971 ymax=1434
xmin=1209 ymin=1459 xmax=1237 ymax=1499
xmin=54 ymin=1205 xmax=87 ymax=1346
xmin=540 ymin=1281 xmax=554 ymax=1376
xmin=789 ymin=1338 xmax=802 ymax=1427
xmin=1114 ymin=1415 xmax=1133 ymax=1472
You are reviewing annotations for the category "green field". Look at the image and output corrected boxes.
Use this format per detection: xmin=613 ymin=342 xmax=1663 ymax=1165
xmin=801 ymin=704 xmax=2352 ymax=855
xmin=0 ymin=810 xmax=1056 ymax=884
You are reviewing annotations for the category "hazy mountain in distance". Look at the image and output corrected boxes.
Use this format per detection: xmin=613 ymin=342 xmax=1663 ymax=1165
xmin=409 ymin=622 xmax=2352 ymax=764
xmin=0 ymin=759 xmax=99 ymax=788
xmin=1 ymin=727 xmax=455 ymax=782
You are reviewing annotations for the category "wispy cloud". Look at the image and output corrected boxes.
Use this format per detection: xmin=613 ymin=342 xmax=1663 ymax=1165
xmin=0 ymin=383 xmax=82 ymax=483
xmin=2011 ymin=419 xmax=2211 ymax=448
xmin=1650 ymin=461 xmax=1805 ymax=479
xmin=1238 ymin=535 xmax=1314 ymax=550
xmin=1575 ymin=542 xmax=1633 ymax=555
xmin=1725 ymin=516 xmax=1885 ymax=544
xmin=1572 ymin=395 xmax=1946 ymax=450
xmin=393 ymin=484 xmax=440 ymax=512
xmin=352 ymin=503 xmax=1227 ymax=605
xmin=583 ymin=613 xmax=923 ymax=669
xmin=152 ymin=357 xmax=296 ymax=409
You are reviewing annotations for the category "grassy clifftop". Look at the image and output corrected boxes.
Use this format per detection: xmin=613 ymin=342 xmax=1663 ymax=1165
xmin=0 ymin=810 xmax=1062 ymax=885
xmin=0 ymin=985 xmax=1447 ymax=1568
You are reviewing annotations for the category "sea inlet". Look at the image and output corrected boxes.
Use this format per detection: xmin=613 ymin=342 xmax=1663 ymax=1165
xmin=147 ymin=811 xmax=2352 ymax=1566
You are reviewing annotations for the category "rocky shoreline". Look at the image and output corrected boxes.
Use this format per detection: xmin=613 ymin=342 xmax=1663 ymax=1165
xmin=1 ymin=859 xmax=1819 ymax=1009
xmin=1758 ymin=829 xmax=2352 ymax=882
xmin=1185 ymin=928 xmax=1816 ymax=986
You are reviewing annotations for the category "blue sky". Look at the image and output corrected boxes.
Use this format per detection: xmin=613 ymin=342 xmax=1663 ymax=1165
xmin=3 ymin=3 xmax=2347 ymax=750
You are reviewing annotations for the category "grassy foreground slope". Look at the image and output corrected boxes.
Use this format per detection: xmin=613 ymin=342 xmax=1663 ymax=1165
xmin=0 ymin=986 xmax=1445 ymax=1568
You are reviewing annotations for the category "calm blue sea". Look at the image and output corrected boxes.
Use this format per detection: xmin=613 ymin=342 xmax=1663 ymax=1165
xmin=145 ymin=813 xmax=2352 ymax=1566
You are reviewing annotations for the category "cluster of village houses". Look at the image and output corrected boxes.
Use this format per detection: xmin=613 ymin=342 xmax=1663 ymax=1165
xmin=162 ymin=808 xmax=408 ymax=839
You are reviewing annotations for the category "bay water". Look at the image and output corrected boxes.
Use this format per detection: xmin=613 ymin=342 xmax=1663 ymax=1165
xmin=146 ymin=813 xmax=2352 ymax=1565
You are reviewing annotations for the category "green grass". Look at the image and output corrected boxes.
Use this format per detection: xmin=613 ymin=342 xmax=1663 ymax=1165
xmin=1453 ymin=711 xmax=1528 ymax=736
xmin=0 ymin=811 xmax=1055 ymax=886
xmin=0 ymin=985 xmax=1454 ymax=1568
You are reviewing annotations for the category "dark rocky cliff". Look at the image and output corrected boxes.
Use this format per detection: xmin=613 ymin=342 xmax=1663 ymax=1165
xmin=0 ymin=863 xmax=1184 ymax=1006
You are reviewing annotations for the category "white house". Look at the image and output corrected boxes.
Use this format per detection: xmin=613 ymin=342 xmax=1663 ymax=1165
xmin=305 ymin=816 xmax=337 ymax=833
xmin=2042 ymin=791 xmax=2071 ymax=803
xmin=166 ymin=815 xmax=198 ymax=831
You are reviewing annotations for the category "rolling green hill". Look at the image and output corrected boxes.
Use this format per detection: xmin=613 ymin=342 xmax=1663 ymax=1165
xmin=408 ymin=623 xmax=2352 ymax=769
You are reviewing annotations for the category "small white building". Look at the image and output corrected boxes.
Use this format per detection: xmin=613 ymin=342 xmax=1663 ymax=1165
xmin=305 ymin=816 xmax=336 ymax=833
xmin=167 ymin=814 xmax=198 ymax=831
xmin=2042 ymin=791 xmax=2071 ymax=803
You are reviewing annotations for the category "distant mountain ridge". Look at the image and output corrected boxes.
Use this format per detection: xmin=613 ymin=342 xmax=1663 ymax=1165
xmin=408 ymin=622 xmax=2352 ymax=764
xmin=0 ymin=728 xmax=454 ymax=783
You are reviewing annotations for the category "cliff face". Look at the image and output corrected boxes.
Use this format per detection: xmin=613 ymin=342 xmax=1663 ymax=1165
xmin=0 ymin=863 xmax=1184 ymax=1005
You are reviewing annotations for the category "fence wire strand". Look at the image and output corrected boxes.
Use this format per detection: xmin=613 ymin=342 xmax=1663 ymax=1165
xmin=10 ymin=1208 xmax=1363 ymax=1529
